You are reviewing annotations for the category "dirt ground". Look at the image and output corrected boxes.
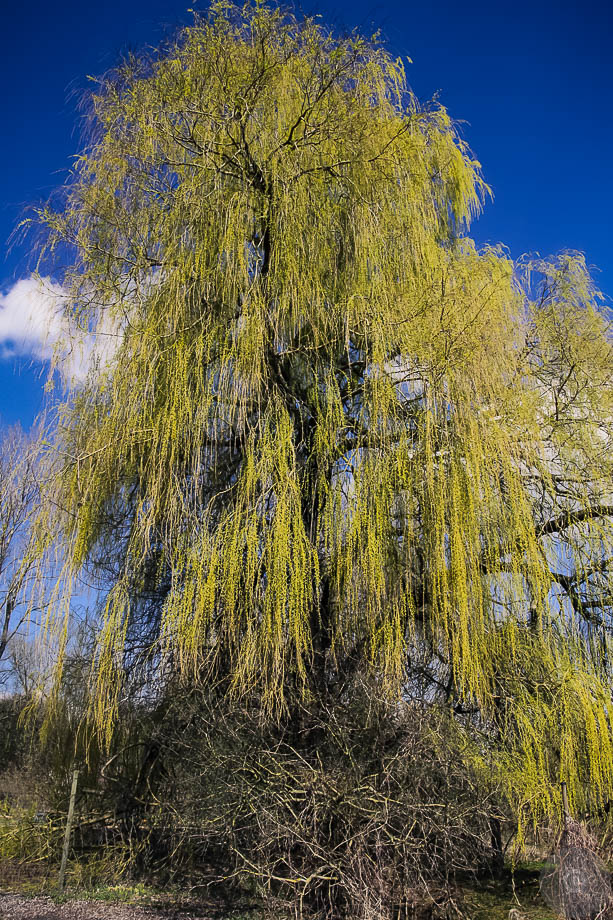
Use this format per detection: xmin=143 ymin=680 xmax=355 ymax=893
xmin=0 ymin=894 xmax=217 ymax=920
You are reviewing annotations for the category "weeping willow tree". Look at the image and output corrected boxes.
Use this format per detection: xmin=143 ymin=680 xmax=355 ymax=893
xmin=32 ymin=0 xmax=613 ymax=835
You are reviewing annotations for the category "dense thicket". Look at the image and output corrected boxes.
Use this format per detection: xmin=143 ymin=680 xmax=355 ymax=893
xmin=14 ymin=1 xmax=613 ymax=913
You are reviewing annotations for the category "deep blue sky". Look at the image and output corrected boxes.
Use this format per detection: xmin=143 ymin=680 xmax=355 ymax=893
xmin=1 ymin=0 xmax=611 ymax=429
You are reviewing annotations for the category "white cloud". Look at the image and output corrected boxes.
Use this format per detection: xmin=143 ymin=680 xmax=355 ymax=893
xmin=0 ymin=277 xmax=66 ymax=360
xmin=0 ymin=277 xmax=123 ymax=383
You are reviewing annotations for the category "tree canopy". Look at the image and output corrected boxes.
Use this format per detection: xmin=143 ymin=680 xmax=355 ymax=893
xmin=31 ymin=0 xmax=613 ymax=832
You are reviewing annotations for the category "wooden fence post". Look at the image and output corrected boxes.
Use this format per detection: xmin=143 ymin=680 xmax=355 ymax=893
xmin=58 ymin=770 xmax=79 ymax=891
xmin=561 ymin=781 xmax=570 ymax=830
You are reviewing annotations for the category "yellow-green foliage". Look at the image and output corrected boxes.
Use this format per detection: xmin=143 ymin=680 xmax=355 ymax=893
xmin=0 ymin=805 xmax=61 ymax=866
xmin=31 ymin=2 xmax=613 ymax=829
xmin=0 ymin=805 xmax=138 ymax=890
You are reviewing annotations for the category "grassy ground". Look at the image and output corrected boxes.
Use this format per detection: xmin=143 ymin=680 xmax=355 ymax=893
xmin=0 ymin=864 xmax=561 ymax=919
xmin=461 ymin=864 xmax=558 ymax=919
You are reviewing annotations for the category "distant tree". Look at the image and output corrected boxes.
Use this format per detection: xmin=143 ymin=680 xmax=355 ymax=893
xmin=32 ymin=0 xmax=613 ymax=854
xmin=0 ymin=425 xmax=44 ymax=680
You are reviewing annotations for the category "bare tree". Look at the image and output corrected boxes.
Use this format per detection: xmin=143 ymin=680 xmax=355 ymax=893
xmin=0 ymin=425 xmax=43 ymax=684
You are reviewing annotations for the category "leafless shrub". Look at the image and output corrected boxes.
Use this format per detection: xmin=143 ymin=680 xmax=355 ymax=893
xmin=540 ymin=818 xmax=613 ymax=920
xmin=148 ymin=682 xmax=501 ymax=918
